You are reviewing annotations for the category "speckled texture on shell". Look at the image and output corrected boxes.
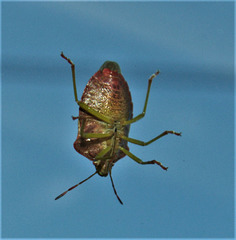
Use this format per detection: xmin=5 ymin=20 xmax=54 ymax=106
xmin=74 ymin=66 xmax=133 ymax=163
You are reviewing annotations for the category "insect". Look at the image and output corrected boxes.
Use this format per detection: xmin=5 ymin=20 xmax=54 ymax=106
xmin=55 ymin=52 xmax=181 ymax=204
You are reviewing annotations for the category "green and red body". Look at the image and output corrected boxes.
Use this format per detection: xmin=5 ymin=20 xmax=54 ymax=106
xmin=55 ymin=53 xmax=181 ymax=204
xmin=74 ymin=61 xmax=133 ymax=176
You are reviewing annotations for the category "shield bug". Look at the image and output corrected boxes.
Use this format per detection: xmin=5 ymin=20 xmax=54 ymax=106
xmin=55 ymin=52 xmax=181 ymax=204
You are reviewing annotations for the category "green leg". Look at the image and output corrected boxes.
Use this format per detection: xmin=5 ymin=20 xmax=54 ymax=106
xmin=82 ymin=132 xmax=114 ymax=139
xmin=79 ymin=116 xmax=113 ymax=139
xmin=78 ymin=118 xmax=114 ymax=159
xmin=119 ymin=146 xmax=168 ymax=170
xmin=95 ymin=146 xmax=112 ymax=160
xmin=123 ymin=70 xmax=160 ymax=125
xmin=120 ymin=131 xmax=181 ymax=146
xmin=61 ymin=52 xmax=112 ymax=124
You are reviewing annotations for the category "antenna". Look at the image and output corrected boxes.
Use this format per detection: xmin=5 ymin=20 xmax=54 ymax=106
xmin=109 ymin=169 xmax=123 ymax=205
xmin=55 ymin=171 xmax=97 ymax=200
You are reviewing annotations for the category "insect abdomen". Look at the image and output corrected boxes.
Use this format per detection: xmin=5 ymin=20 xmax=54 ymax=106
xmin=74 ymin=64 xmax=133 ymax=162
xmin=81 ymin=68 xmax=133 ymax=121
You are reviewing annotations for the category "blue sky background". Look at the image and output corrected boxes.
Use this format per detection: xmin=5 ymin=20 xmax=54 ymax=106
xmin=1 ymin=1 xmax=235 ymax=239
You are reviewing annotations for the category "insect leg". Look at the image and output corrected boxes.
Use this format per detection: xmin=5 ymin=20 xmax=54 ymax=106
xmin=82 ymin=132 xmax=114 ymax=139
xmin=120 ymin=131 xmax=181 ymax=146
xmin=61 ymin=52 xmax=78 ymax=103
xmin=79 ymin=102 xmax=112 ymax=123
xmin=119 ymin=146 xmax=168 ymax=170
xmin=61 ymin=52 xmax=112 ymax=124
xmin=95 ymin=146 xmax=112 ymax=160
xmin=79 ymin=117 xmax=114 ymax=139
xmin=123 ymin=70 xmax=159 ymax=125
